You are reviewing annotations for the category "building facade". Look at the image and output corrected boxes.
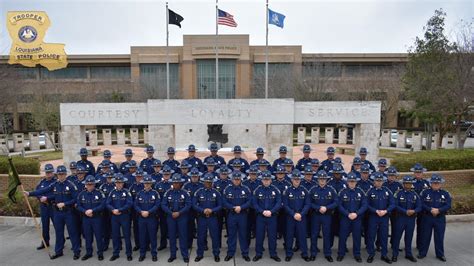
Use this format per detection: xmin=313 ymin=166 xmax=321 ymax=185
xmin=0 ymin=34 xmax=413 ymax=132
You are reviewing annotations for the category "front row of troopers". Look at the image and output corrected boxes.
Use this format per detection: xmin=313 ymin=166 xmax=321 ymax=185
xmin=25 ymin=161 xmax=451 ymax=264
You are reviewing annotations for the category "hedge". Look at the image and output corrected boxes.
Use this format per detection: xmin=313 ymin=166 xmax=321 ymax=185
xmin=0 ymin=156 xmax=40 ymax=175
xmin=391 ymin=149 xmax=474 ymax=172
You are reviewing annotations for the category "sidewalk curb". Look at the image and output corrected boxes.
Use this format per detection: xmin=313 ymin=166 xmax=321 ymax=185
xmin=1 ymin=213 xmax=474 ymax=226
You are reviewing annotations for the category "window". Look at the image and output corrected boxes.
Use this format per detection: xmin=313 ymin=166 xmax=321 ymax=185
xmin=303 ymin=62 xmax=342 ymax=78
xmin=196 ymin=59 xmax=236 ymax=99
xmin=40 ymin=66 xmax=88 ymax=79
xmin=252 ymin=63 xmax=293 ymax=98
xmin=90 ymin=66 xmax=130 ymax=79
xmin=139 ymin=64 xmax=179 ymax=99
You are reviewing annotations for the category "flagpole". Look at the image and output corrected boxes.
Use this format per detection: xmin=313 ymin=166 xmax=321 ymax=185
xmin=166 ymin=2 xmax=170 ymax=99
xmin=265 ymin=0 xmax=269 ymax=99
xmin=215 ymin=0 xmax=219 ymax=99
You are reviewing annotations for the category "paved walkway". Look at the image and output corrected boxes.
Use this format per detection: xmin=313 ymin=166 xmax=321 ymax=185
xmin=1 ymin=222 xmax=473 ymax=265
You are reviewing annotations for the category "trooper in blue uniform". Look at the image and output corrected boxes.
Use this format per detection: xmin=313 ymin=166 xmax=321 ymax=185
xmin=319 ymin=146 xmax=336 ymax=172
xmin=222 ymin=170 xmax=252 ymax=262
xmin=162 ymin=173 xmax=192 ymax=263
xmin=377 ymin=158 xmax=389 ymax=177
xmin=296 ymin=144 xmax=313 ymax=171
xmin=282 ymin=169 xmax=311 ymax=262
xmin=119 ymin=149 xmax=134 ymax=175
xmin=214 ymin=164 xmax=232 ymax=242
xmin=193 ymin=173 xmax=223 ymax=262
xmin=25 ymin=166 xmax=82 ymax=260
xmin=154 ymin=165 xmax=174 ymax=250
xmin=67 ymin=161 xmax=78 ymax=182
xmin=76 ymin=175 xmax=106 ymax=261
xmin=134 ymin=175 xmax=160 ymax=262
xmin=310 ymin=158 xmax=320 ymax=173
xmin=366 ymin=172 xmax=395 ymax=264
xmin=336 ymin=172 xmax=367 ymax=263
xmin=204 ymin=143 xmax=226 ymax=166
xmin=185 ymin=144 xmax=205 ymax=172
xmin=163 ymin=147 xmax=180 ymax=173
xmin=150 ymin=159 xmax=163 ymax=182
xmin=351 ymin=157 xmax=363 ymax=176
xmin=391 ymin=175 xmax=421 ymax=263
xmin=250 ymin=147 xmax=266 ymax=166
xmin=35 ymin=164 xmax=56 ymax=250
xmin=355 ymin=147 xmax=376 ymax=172
xmin=309 ymin=170 xmax=338 ymax=262
xmin=96 ymin=150 xmax=119 ymax=174
xmin=243 ymin=165 xmax=262 ymax=244
xmin=228 ymin=145 xmax=250 ymax=172
xmin=99 ymin=172 xmax=115 ymax=251
xmin=328 ymin=163 xmax=347 ymax=247
xmin=177 ymin=159 xmax=190 ymax=181
xmin=253 ymin=170 xmax=282 ymax=262
xmin=184 ymin=167 xmax=204 ymax=248
xmin=77 ymin=147 xmax=95 ymax=176
xmin=384 ymin=166 xmax=403 ymax=249
xmin=128 ymin=167 xmax=145 ymax=251
xmin=139 ymin=145 xmax=157 ymax=174
xmin=107 ymin=174 xmax=133 ymax=261
xmin=203 ymin=157 xmax=218 ymax=176
xmin=123 ymin=160 xmax=138 ymax=187
xmin=272 ymin=145 xmax=289 ymax=170
xmin=95 ymin=160 xmax=113 ymax=186
xmin=410 ymin=163 xmax=430 ymax=251
xmin=357 ymin=164 xmax=373 ymax=247
xmin=229 ymin=158 xmax=245 ymax=174
xmin=272 ymin=165 xmax=291 ymax=242
xmin=418 ymin=174 xmax=451 ymax=262
xmin=301 ymin=165 xmax=317 ymax=191
xmin=282 ymin=158 xmax=295 ymax=174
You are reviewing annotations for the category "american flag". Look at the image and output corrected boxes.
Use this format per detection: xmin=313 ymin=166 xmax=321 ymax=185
xmin=218 ymin=9 xmax=237 ymax=27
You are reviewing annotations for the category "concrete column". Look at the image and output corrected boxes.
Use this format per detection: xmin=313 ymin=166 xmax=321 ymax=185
xmin=88 ymin=129 xmax=98 ymax=147
xmin=0 ymin=134 xmax=7 ymax=155
xmin=354 ymin=123 xmax=380 ymax=163
xmin=431 ymin=132 xmax=440 ymax=150
xmin=175 ymin=124 xmax=208 ymax=150
xmin=411 ymin=131 xmax=423 ymax=151
xmin=28 ymin=132 xmax=40 ymax=150
xmin=297 ymin=127 xmax=306 ymax=144
xmin=102 ymin=129 xmax=112 ymax=146
xmin=143 ymin=128 xmax=149 ymax=144
xmin=44 ymin=131 xmax=55 ymax=149
xmin=325 ymin=127 xmax=334 ymax=144
xmin=130 ymin=128 xmax=139 ymax=145
xmin=396 ymin=130 xmax=407 ymax=148
xmin=226 ymin=124 xmax=266 ymax=150
xmin=116 ymin=128 xmax=126 ymax=145
xmin=310 ymin=127 xmax=320 ymax=144
xmin=61 ymin=125 xmax=86 ymax=166
xmin=380 ymin=129 xmax=391 ymax=147
xmin=13 ymin=133 xmax=24 ymax=152
xmin=148 ymin=125 xmax=175 ymax=161
xmin=338 ymin=127 xmax=348 ymax=144
xmin=442 ymin=133 xmax=457 ymax=149
xmin=266 ymin=124 xmax=293 ymax=162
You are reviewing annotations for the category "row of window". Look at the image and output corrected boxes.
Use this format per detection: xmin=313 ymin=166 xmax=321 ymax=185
xmin=14 ymin=66 xmax=131 ymax=80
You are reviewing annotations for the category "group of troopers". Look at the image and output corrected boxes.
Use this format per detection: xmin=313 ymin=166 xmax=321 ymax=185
xmin=25 ymin=144 xmax=452 ymax=264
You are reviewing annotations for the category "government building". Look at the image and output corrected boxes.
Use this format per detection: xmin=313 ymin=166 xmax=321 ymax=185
xmin=0 ymin=34 xmax=414 ymax=132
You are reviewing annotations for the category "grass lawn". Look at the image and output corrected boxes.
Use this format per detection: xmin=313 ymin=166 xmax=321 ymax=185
xmin=32 ymin=151 xmax=63 ymax=161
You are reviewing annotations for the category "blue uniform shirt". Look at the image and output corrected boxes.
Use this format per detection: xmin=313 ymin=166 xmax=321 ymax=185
xmin=140 ymin=157 xmax=157 ymax=175
xmin=204 ymin=155 xmax=226 ymax=167
xmin=328 ymin=178 xmax=347 ymax=193
xmin=296 ymin=157 xmax=312 ymax=171
xmin=183 ymin=181 xmax=204 ymax=198
xmin=214 ymin=179 xmax=232 ymax=195
xmin=309 ymin=185 xmax=338 ymax=212
xmin=384 ymin=180 xmax=403 ymax=195
xmin=252 ymin=185 xmax=282 ymax=214
xmin=222 ymin=184 xmax=252 ymax=210
xmin=413 ymin=178 xmax=430 ymax=196
xmin=228 ymin=158 xmax=250 ymax=172
xmin=301 ymin=179 xmax=317 ymax=192
xmin=185 ymin=156 xmax=205 ymax=172
xmin=162 ymin=159 xmax=180 ymax=173
xmin=77 ymin=159 xmax=95 ymax=176
xmin=129 ymin=182 xmax=144 ymax=200
xmin=319 ymin=159 xmax=335 ymax=173
xmin=272 ymin=178 xmax=291 ymax=195
xmin=30 ymin=180 xmax=78 ymax=208
xmin=394 ymin=189 xmax=422 ymax=215
xmin=282 ymin=185 xmax=310 ymax=217
xmin=106 ymin=188 xmax=133 ymax=212
xmin=420 ymin=188 xmax=452 ymax=215
xmin=242 ymin=179 xmax=262 ymax=194
xmin=192 ymin=187 xmax=222 ymax=214
xmin=338 ymin=187 xmax=368 ymax=217
xmin=357 ymin=178 xmax=373 ymax=193
xmin=76 ymin=189 xmax=106 ymax=215
xmin=154 ymin=180 xmax=172 ymax=199
xmin=161 ymin=189 xmax=191 ymax=215
xmin=35 ymin=177 xmax=56 ymax=202
xmin=99 ymin=182 xmax=115 ymax=198
xmin=134 ymin=189 xmax=160 ymax=214
xmin=366 ymin=186 xmax=395 ymax=214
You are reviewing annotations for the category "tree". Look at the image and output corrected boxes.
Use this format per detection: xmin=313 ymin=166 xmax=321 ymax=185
xmin=403 ymin=9 xmax=473 ymax=149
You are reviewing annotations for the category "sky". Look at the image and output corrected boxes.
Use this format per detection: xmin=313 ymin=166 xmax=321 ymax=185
xmin=0 ymin=0 xmax=472 ymax=55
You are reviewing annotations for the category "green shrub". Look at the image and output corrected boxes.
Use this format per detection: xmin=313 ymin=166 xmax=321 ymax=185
xmin=391 ymin=149 xmax=474 ymax=172
xmin=0 ymin=156 xmax=40 ymax=174
xmin=0 ymin=191 xmax=40 ymax=216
